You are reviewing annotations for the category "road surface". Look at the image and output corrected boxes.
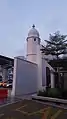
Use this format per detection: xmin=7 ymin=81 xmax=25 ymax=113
xmin=0 ymin=99 xmax=67 ymax=119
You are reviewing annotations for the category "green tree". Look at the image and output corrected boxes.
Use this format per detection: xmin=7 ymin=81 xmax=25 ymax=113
xmin=41 ymin=31 xmax=67 ymax=59
xmin=41 ymin=31 xmax=67 ymax=89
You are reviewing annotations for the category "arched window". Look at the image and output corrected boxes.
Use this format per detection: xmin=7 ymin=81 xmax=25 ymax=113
xmin=34 ymin=38 xmax=36 ymax=41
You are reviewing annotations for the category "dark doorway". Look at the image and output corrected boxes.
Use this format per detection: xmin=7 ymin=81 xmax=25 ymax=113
xmin=60 ymin=73 xmax=64 ymax=89
xmin=46 ymin=67 xmax=51 ymax=88
xmin=55 ymin=72 xmax=59 ymax=88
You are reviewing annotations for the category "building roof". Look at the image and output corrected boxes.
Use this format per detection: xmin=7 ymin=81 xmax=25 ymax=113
xmin=28 ymin=25 xmax=39 ymax=37
xmin=48 ymin=59 xmax=67 ymax=70
xmin=0 ymin=55 xmax=14 ymax=67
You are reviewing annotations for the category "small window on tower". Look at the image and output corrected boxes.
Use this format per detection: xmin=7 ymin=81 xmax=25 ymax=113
xmin=34 ymin=38 xmax=36 ymax=41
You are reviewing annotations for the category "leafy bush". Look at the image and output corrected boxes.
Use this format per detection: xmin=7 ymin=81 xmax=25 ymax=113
xmin=61 ymin=89 xmax=67 ymax=99
xmin=37 ymin=88 xmax=67 ymax=99
xmin=47 ymin=88 xmax=61 ymax=98
xmin=37 ymin=88 xmax=60 ymax=98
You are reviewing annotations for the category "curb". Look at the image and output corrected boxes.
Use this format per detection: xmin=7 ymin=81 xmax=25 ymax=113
xmin=31 ymin=94 xmax=67 ymax=109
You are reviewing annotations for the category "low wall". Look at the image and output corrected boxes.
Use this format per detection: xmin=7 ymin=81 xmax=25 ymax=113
xmin=32 ymin=94 xmax=67 ymax=104
xmin=0 ymin=89 xmax=8 ymax=98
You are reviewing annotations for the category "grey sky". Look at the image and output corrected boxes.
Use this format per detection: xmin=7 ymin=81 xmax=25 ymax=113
xmin=0 ymin=0 xmax=67 ymax=58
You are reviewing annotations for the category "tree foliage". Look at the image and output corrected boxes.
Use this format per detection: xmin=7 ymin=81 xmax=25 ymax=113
xmin=41 ymin=31 xmax=67 ymax=59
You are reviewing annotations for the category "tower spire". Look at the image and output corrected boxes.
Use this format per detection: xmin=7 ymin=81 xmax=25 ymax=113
xmin=32 ymin=24 xmax=35 ymax=28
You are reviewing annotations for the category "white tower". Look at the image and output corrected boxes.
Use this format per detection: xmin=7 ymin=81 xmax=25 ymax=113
xmin=26 ymin=25 xmax=41 ymax=63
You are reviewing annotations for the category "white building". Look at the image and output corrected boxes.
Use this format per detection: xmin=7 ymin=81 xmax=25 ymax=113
xmin=11 ymin=25 xmax=55 ymax=97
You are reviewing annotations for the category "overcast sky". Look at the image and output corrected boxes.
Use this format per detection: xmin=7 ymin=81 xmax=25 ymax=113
xmin=0 ymin=0 xmax=67 ymax=58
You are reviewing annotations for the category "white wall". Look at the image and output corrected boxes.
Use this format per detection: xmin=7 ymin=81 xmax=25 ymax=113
xmin=26 ymin=37 xmax=40 ymax=64
xmin=37 ymin=45 xmax=42 ymax=90
xmin=26 ymin=37 xmax=37 ymax=63
xmin=11 ymin=57 xmax=37 ymax=96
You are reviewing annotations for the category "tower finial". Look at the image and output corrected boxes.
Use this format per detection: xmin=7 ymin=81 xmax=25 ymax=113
xmin=32 ymin=24 xmax=35 ymax=28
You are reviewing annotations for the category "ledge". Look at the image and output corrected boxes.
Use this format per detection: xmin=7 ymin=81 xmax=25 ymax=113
xmin=32 ymin=94 xmax=67 ymax=104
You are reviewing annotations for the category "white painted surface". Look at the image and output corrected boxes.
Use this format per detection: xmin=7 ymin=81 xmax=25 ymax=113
xmin=51 ymin=71 xmax=54 ymax=88
xmin=26 ymin=26 xmax=40 ymax=64
xmin=28 ymin=25 xmax=39 ymax=37
xmin=8 ymin=89 xmax=12 ymax=97
xmin=11 ymin=58 xmax=18 ymax=96
xmin=11 ymin=57 xmax=37 ymax=96
xmin=26 ymin=37 xmax=40 ymax=64
xmin=42 ymin=58 xmax=55 ymax=72
xmin=37 ymin=45 xmax=42 ymax=90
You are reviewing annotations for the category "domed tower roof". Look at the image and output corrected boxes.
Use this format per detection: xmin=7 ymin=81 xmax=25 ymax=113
xmin=28 ymin=24 xmax=39 ymax=37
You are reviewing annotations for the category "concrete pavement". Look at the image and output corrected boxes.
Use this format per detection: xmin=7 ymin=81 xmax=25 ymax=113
xmin=0 ymin=99 xmax=67 ymax=119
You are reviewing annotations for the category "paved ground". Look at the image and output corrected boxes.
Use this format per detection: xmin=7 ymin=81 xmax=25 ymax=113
xmin=0 ymin=99 xmax=67 ymax=119
xmin=0 ymin=97 xmax=22 ymax=106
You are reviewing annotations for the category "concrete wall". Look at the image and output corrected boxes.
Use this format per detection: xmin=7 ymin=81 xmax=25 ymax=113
xmin=11 ymin=57 xmax=37 ymax=96
xmin=27 ymin=37 xmax=38 ymax=63
xmin=36 ymin=45 xmax=42 ymax=90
